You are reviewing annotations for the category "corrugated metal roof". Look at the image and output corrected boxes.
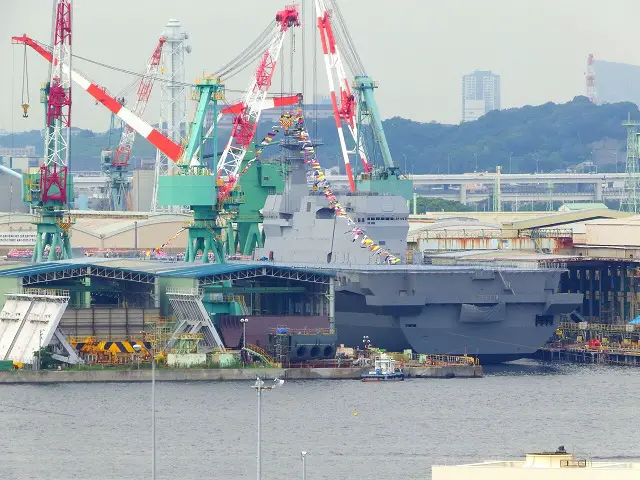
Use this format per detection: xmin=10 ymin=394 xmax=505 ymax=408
xmin=157 ymin=263 xmax=261 ymax=278
xmin=158 ymin=262 xmax=334 ymax=278
xmin=0 ymin=262 xmax=86 ymax=277
xmin=0 ymin=259 xmax=335 ymax=279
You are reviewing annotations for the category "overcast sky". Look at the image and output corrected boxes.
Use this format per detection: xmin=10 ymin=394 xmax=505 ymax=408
xmin=2 ymin=0 xmax=640 ymax=133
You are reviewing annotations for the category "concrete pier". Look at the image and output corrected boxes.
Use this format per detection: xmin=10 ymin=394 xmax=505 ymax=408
xmin=540 ymin=346 xmax=640 ymax=366
xmin=0 ymin=365 xmax=482 ymax=384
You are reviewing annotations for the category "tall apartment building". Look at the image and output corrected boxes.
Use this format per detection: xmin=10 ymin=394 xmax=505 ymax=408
xmin=461 ymin=70 xmax=501 ymax=122
xmin=592 ymin=60 xmax=640 ymax=106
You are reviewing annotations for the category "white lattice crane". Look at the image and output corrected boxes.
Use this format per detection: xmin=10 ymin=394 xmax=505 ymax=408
xmin=216 ymin=4 xmax=301 ymax=200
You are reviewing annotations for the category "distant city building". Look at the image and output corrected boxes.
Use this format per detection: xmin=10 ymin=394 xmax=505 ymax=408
xmin=461 ymin=70 xmax=501 ymax=122
xmin=0 ymin=146 xmax=36 ymax=157
xmin=592 ymin=60 xmax=640 ymax=106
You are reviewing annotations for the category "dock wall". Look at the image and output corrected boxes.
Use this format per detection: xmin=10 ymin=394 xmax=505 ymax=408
xmin=0 ymin=365 xmax=482 ymax=384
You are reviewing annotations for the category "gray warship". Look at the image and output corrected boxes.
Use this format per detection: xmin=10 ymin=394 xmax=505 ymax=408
xmin=254 ymin=135 xmax=583 ymax=364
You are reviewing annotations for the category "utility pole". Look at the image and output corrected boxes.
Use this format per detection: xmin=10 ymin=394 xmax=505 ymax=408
xmin=301 ymin=451 xmax=307 ymax=480
xmin=253 ymin=377 xmax=284 ymax=480
xmin=135 ymin=339 xmax=155 ymax=479
xmin=240 ymin=317 xmax=248 ymax=366
xmin=152 ymin=350 xmax=156 ymax=480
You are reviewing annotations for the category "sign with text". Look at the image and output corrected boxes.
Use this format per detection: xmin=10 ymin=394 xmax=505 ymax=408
xmin=0 ymin=232 xmax=37 ymax=246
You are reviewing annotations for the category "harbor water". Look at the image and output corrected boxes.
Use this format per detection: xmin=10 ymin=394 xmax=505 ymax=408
xmin=1 ymin=361 xmax=639 ymax=479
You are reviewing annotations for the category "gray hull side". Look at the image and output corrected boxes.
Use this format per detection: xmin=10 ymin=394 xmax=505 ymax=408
xmin=330 ymin=267 xmax=581 ymax=364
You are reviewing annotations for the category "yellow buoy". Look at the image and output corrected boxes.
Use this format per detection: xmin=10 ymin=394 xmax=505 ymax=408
xmin=353 ymin=408 xmax=358 ymax=416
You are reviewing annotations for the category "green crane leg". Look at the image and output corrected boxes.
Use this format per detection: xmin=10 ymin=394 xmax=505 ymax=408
xmin=202 ymin=237 xmax=212 ymax=264
xmin=225 ymin=221 xmax=234 ymax=256
xmin=48 ymin=233 xmax=58 ymax=261
xmin=239 ymin=222 xmax=263 ymax=256
xmin=184 ymin=239 xmax=192 ymax=263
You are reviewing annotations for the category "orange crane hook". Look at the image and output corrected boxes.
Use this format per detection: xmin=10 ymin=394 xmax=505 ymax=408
xmin=21 ymin=44 xmax=30 ymax=118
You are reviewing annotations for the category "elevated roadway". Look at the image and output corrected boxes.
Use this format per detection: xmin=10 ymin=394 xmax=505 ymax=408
xmin=326 ymin=172 xmax=627 ymax=204
xmin=327 ymin=172 xmax=627 ymax=186
xmin=72 ymin=171 xmax=628 ymax=205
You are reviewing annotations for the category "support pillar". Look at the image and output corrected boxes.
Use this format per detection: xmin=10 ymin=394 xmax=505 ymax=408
xmin=621 ymin=268 xmax=626 ymax=323
xmin=328 ymin=277 xmax=335 ymax=332
xmin=459 ymin=185 xmax=467 ymax=205
xmin=595 ymin=182 xmax=603 ymax=201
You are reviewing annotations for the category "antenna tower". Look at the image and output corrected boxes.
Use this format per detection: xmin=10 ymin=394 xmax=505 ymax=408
xmin=621 ymin=114 xmax=640 ymax=213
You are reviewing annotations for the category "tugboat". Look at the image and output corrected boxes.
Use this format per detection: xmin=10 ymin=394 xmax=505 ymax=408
xmin=360 ymin=353 xmax=404 ymax=381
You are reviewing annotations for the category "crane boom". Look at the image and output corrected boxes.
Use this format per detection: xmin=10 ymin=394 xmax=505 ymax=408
xmin=113 ymin=38 xmax=165 ymax=167
xmin=216 ymin=5 xmax=300 ymax=199
xmin=314 ymin=0 xmax=371 ymax=193
xmin=12 ymin=34 xmax=182 ymax=163
xmin=14 ymin=34 xmax=300 ymax=171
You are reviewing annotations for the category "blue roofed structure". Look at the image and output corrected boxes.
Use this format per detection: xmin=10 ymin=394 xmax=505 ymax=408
xmin=0 ymin=258 xmax=336 ymax=363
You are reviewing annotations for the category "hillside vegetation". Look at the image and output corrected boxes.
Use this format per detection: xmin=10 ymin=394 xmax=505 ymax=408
xmin=1 ymin=96 xmax=637 ymax=174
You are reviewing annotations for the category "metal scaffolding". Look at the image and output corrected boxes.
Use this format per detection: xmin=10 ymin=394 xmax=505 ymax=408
xmin=621 ymin=115 xmax=640 ymax=213
xmin=270 ymin=326 xmax=291 ymax=367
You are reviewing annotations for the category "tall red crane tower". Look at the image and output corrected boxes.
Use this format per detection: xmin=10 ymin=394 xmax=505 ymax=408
xmin=17 ymin=0 xmax=74 ymax=262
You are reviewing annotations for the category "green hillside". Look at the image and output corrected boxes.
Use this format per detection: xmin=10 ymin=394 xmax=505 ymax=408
xmin=1 ymin=96 xmax=637 ymax=174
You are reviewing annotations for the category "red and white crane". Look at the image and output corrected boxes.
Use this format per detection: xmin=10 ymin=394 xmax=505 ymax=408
xmin=42 ymin=0 xmax=72 ymax=205
xmin=15 ymin=33 xmax=300 ymax=174
xmin=12 ymin=35 xmax=183 ymax=163
xmin=16 ymin=5 xmax=303 ymax=209
xmin=216 ymin=4 xmax=301 ymax=200
xmin=314 ymin=0 xmax=371 ymax=193
xmin=113 ymin=38 xmax=165 ymax=167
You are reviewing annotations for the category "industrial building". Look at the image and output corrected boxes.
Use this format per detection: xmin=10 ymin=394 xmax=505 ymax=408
xmin=0 ymin=211 xmax=191 ymax=254
xmin=0 ymin=258 xmax=336 ymax=366
xmin=409 ymin=208 xmax=640 ymax=326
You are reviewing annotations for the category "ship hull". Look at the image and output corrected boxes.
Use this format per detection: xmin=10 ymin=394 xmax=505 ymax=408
xmin=333 ymin=308 xmax=557 ymax=365
xmin=330 ymin=266 xmax=583 ymax=365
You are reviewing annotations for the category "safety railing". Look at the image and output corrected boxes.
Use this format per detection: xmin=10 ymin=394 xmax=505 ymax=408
xmin=558 ymin=322 xmax=637 ymax=333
